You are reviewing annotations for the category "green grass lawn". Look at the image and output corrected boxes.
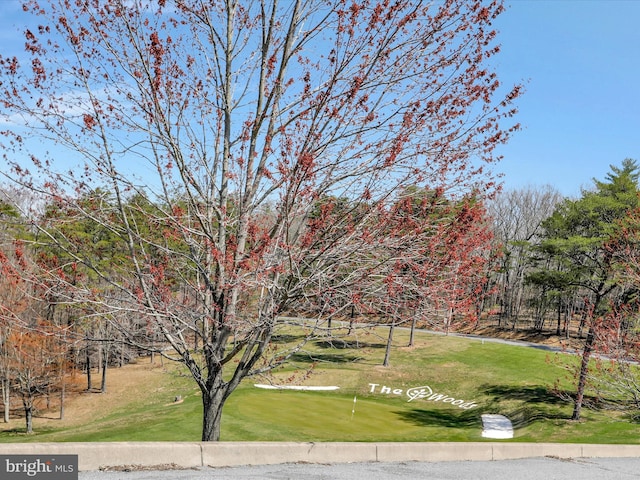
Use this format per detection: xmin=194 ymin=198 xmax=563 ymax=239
xmin=1 ymin=327 xmax=638 ymax=443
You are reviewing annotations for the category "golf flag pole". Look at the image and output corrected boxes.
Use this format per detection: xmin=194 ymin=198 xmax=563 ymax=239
xmin=351 ymin=395 xmax=357 ymax=420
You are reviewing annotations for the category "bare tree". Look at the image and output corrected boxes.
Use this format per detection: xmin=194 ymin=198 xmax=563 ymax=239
xmin=487 ymin=185 xmax=563 ymax=326
xmin=0 ymin=195 xmax=29 ymax=423
xmin=5 ymin=323 xmax=66 ymax=435
xmin=1 ymin=0 xmax=520 ymax=440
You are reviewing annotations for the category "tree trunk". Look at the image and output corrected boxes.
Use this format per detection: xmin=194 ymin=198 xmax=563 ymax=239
xmin=408 ymin=317 xmax=416 ymax=347
xmin=96 ymin=343 xmax=101 ymax=375
xmin=348 ymin=306 xmax=355 ymax=335
xmin=201 ymin=388 xmax=227 ymax=442
xmin=2 ymin=377 xmax=9 ymax=423
xmin=578 ymin=308 xmax=588 ymax=338
xmin=58 ymin=348 xmax=66 ymax=420
xmin=86 ymin=347 xmax=92 ymax=391
xmin=197 ymin=332 xmax=255 ymax=442
xmin=101 ymin=343 xmax=108 ymax=393
xmin=572 ymin=325 xmax=596 ymax=421
xmin=59 ymin=378 xmax=65 ymax=420
xmin=24 ymin=402 xmax=33 ymax=434
xmin=383 ymin=323 xmax=394 ymax=367
xmin=563 ymin=298 xmax=573 ymax=339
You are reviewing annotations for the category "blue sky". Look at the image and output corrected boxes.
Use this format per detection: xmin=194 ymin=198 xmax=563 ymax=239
xmin=0 ymin=0 xmax=638 ymax=198
xmin=494 ymin=0 xmax=640 ymax=197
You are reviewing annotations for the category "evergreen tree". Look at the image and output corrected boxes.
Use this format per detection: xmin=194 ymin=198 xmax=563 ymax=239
xmin=532 ymin=159 xmax=640 ymax=420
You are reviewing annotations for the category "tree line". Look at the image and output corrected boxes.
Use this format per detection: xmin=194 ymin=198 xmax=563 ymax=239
xmin=483 ymin=159 xmax=640 ymax=420
xmin=1 ymin=159 xmax=639 ymax=434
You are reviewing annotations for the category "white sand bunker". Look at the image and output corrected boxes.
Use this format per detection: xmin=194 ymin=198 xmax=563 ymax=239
xmin=481 ymin=414 xmax=514 ymax=439
xmin=254 ymin=384 xmax=340 ymax=391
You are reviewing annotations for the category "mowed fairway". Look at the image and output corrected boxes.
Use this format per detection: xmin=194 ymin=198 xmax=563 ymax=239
xmin=1 ymin=327 xmax=638 ymax=443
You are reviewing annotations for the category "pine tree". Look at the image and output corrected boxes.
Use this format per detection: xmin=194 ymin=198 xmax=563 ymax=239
xmin=532 ymin=159 xmax=640 ymax=420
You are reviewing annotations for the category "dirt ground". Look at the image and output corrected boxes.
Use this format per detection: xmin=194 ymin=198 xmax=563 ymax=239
xmin=1 ymin=358 xmax=170 ymax=435
xmin=462 ymin=323 xmax=586 ymax=351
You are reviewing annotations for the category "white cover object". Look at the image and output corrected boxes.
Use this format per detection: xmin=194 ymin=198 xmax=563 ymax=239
xmin=254 ymin=384 xmax=340 ymax=391
xmin=481 ymin=414 xmax=514 ymax=439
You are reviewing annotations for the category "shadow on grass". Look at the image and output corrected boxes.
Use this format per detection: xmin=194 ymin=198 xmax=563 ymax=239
xmin=394 ymin=384 xmax=574 ymax=431
xmin=481 ymin=384 xmax=566 ymax=405
xmin=480 ymin=384 xmax=572 ymax=427
xmin=395 ymin=408 xmax=479 ymax=429
xmin=287 ymin=338 xmax=386 ymax=363
xmin=271 ymin=333 xmax=308 ymax=344
xmin=0 ymin=426 xmax=56 ymax=439
xmin=626 ymin=412 xmax=640 ymax=423
xmin=314 ymin=339 xmax=387 ymax=350
xmin=289 ymin=350 xmax=363 ymax=363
